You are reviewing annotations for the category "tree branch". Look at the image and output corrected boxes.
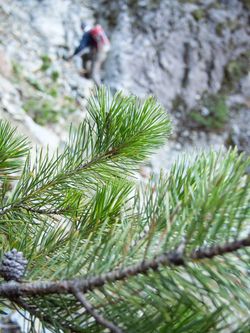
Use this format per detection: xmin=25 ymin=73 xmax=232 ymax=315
xmin=188 ymin=235 xmax=250 ymax=260
xmin=0 ymin=235 xmax=249 ymax=299
xmin=73 ymin=289 xmax=123 ymax=333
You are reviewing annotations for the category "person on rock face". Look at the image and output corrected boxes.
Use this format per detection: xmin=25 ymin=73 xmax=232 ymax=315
xmin=68 ymin=22 xmax=110 ymax=88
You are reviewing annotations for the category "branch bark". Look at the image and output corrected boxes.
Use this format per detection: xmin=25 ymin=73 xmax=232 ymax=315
xmin=73 ymin=289 xmax=123 ymax=333
xmin=0 ymin=235 xmax=249 ymax=299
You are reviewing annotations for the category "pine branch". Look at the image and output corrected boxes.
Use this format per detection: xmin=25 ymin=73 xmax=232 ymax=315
xmin=0 ymin=91 xmax=249 ymax=332
xmin=1 ymin=235 xmax=249 ymax=299
xmin=73 ymin=289 xmax=123 ymax=333
xmin=1 ymin=88 xmax=171 ymax=218
xmin=0 ymin=236 xmax=248 ymax=331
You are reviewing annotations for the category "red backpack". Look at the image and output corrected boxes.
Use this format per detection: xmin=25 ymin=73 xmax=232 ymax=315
xmin=89 ymin=25 xmax=110 ymax=51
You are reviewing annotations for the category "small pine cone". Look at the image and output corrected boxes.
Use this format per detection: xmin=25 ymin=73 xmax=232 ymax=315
xmin=0 ymin=249 xmax=28 ymax=281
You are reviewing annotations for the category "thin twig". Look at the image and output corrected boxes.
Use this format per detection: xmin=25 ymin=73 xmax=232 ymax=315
xmin=65 ymin=146 xmax=118 ymax=177
xmin=12 ymin=301 xmax=32 ymax=322
xmin=19 ymin=205 xmax=72 ymax=215
xmin=14 ymin=297 xmax=81 ymax=332
xmin=0 ymin=204 xmax=72 ymax=216
xmin=73 ymin=289 xmax=123 ymax=333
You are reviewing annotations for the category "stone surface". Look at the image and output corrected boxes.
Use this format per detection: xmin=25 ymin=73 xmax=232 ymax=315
xmin=103 ymin=0 xmax=250 ymax=113
xmin=0 ymin=47 xmax=12 ymax=77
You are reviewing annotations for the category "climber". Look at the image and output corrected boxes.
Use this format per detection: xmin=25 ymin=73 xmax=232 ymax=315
xmin=68 ymin=22 xmax=110 ymax=88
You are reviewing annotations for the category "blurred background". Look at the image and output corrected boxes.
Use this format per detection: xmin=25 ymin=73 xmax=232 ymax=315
xmin=0 ymin=0 xmax=249 ymax=330
xmin=0 ymin=0 xmax=249 ymax=175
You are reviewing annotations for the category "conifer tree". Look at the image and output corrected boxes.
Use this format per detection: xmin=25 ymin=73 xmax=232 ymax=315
xmin=0 ymin=87 xmax=249 ymax=332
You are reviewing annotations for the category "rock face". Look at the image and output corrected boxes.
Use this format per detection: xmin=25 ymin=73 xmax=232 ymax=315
xmin=103 ymin=0 xmax=249 ymax=110
xmin=0 ymin=0 xmax=249 ymax=174
xmin=100 ymin=0 xmax=250 ymax=161
xmin=0 ymin=0 xmax=94 ymax=150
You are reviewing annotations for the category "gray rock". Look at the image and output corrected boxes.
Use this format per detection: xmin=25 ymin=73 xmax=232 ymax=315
xmin=241 ymin=75 xmax=250 ymax=101
xmin=0 ymin=47 xmax=12 ymax=78
xmin=229 ymin=107 xmax=250 ymax=155
xmin=24 ymin=116 xmax=60 ymax=149
xmin=2 ymin=101 xmax=26 ymax=120
xmin=103 ymin=0 xmax=249 ymax=113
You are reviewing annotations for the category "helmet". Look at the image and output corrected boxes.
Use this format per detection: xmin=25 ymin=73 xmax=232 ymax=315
xmin=81 ymin=21 xmax=87 ymax=29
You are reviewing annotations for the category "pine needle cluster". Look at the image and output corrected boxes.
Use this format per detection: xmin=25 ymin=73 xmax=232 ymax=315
xmin=0 ymin=87 xmax=249 ymax=332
